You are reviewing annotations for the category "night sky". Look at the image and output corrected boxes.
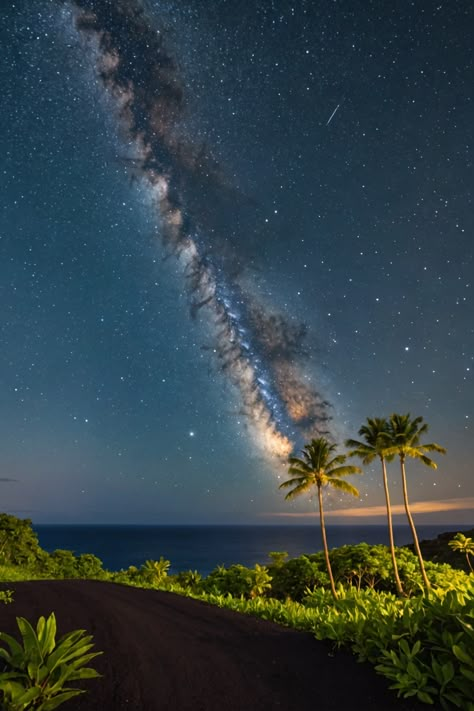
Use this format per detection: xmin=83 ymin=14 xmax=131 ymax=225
xmin=1 ymin=0 xmax=472 ymax=524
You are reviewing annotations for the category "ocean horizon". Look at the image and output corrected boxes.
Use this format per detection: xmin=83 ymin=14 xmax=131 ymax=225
xmin=33 ymin=523 xmax=472 ymax=576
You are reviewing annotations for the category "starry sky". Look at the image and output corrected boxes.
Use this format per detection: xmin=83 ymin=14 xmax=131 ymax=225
xmin=1 ymin=0 xmax=472 ymax=524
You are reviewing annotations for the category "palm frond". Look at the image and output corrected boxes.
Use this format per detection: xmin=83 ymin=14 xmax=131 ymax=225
xmin=288 ymin=456 xmax=310 ymax=469
xmin=418 ymin=455 xmax=438 ymax=468
xmin=419 ymin=443 xmax=447 ymax=455
xmin=328 ymin=479 xmax=360 ymax=497
xmin=328 ymin=465 xmax=362 ymax=477
xmin=287 ymin=465 xmax=314 ymax=477
xmin=283 ymin=481 xmax=314 ymax=500
xmin=326 ymin=454 xmax=347 ymax=469
xmin=279 ymin=476 xmax=309 ymax=489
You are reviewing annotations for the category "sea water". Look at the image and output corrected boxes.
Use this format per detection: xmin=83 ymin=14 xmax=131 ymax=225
xmin=32 ymin=524 xmax=469 ymax=576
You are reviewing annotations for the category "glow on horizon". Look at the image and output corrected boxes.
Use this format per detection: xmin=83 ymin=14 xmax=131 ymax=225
xmin=262 ymin=496 xmax=474 ymax=520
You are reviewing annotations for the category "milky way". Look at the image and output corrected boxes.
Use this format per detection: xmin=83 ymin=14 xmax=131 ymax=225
xmin=62 ymin=0 xmax=332 ymax=460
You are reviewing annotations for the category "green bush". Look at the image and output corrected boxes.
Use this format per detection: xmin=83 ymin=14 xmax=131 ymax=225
xmin=202 ymin=563 xmax=272 ymax=600
xmin=268 ymin=555 xmax=329 ymax=601
xmin=0 ymin=565 xmax=40 ymax=583
xmin=0 ymin=516 xmax=44 ymax=568
xmin=0 ymin=612 xmax=102 ymax=710
xmin=173 ymin=570 xmax=203 ymax=591
xmin=37 ymin=550 xmax=107 ymax=580
xmin=139 ymin=558 xmax=171 ymax=586
xmin=325 ymin=544 xmax=394 ymax=590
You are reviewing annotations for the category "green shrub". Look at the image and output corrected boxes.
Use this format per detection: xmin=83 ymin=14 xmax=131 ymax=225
xmin=202 ymin=563 xmax=272 ymax=600
xmin=140 ymin=558 xmax=171 ymax=586
xmin=0 ymin=516 xmax=44 ymax=568
xmin=173 ymin=570 xmax=203 ymax=591
xmin=0 ymin=565 xmax=40 ymax=583
xmin=268 ymin=555 xmax=329 ymax=600
xmin=37 ymin=550 xmax=106 ymax=580
xmin=0 ymin=612 xmax=102 ymax=710
xmin=326 ymin=544 xmax=394 ymax=590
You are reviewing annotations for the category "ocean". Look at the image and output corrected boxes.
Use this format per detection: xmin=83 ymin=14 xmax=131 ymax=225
xmin=32 ymin=524 xmax=470 ymax=576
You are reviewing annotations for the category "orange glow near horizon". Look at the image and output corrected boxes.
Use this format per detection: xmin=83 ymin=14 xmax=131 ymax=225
xmin=263 ymin=497 xmax=474 ymax=519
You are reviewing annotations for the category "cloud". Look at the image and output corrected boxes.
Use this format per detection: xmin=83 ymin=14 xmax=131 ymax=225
xmin=0 ymin=478 xmax=18 ymax=483
xmin=263 ymin=497 xmax=474 ymax=519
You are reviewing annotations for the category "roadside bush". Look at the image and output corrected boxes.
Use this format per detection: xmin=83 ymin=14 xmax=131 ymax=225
xmin=173 ymin=570 xmax=203 ymax=592
xmin=37 ymin=550 xmax=107 ymax=580
xmin=139 ymin=558 xmax=171 ymax=586
xmin=268 ymin=555 xmax=329 ymax=600
xmin=325 ymin=544 xmax=393 ymax=591
xmin=202 ymin=563 xmax=272 ymax=600
xmin=0 ymin=516 xmax=44 ymax=568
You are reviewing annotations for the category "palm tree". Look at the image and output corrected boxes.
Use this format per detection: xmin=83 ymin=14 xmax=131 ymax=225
xmin=346 ymin=418 xmax=404 ymax=597
xmin=279 ymin=437 xmax=362 ymax=600
xmin=448 ymin=533 xmax=474 ymax=573
xmin=384 ymin=413 xmax=447 ymax=590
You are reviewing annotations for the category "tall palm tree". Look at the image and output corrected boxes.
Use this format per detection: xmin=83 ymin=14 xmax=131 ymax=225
xmin=279 ymin=437 xmax=362 ymax=600
xmin=346 ymin=418 xmax=404 ymax=597
xmin=385 ymin=413 xmax=447 ymax=591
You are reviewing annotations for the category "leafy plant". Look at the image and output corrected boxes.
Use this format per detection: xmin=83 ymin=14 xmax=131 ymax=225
xmin=173 ymin=570 xmax=203 ymax=591
xmin=249 ymin=564 xmax=272 ymax=599
xmin=203 ymin=564 xmax=271 ymax=599
xmin=0 ymin=590 xmax=14 ymax=605
xmin=140 ymin=557 xmax=171 ymax=586
xmin=0 ymin=613 xmax=102 ymax=710
xmin=268 ymin=555 xmax=329 ymax=601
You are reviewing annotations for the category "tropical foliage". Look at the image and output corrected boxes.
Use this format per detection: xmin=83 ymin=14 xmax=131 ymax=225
xmin=0 ymin=401 xmax=462 ymax=711
xmin=0 ymin=613 xmax=101 ymax=711
xmin=0 ymin=515 xmax=44 ymax=568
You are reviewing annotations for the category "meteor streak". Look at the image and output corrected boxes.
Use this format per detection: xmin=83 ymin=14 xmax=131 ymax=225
xmin=326 ymin=103 xmax=340 ymax=126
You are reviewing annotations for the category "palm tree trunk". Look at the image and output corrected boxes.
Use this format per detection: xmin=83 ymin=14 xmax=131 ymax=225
xmin=466 ymin=552 xmax=473 ymax=573
xmin=381 ymin=456 xmax=404 ymax=596
xmin=317 ymin=485 xmax=338 ymax=600
xmin=399 ymin=456 xmax=431 ymax=590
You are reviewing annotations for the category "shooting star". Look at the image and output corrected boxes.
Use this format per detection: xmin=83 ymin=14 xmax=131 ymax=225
xmin=326 ymin=103 xmax=340 ymax=126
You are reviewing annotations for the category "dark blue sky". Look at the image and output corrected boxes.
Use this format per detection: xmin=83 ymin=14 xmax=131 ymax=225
xmin=1 ymin=0 xmax=472 ymax=524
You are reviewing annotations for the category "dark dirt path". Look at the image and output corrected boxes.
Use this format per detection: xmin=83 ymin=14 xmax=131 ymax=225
xmin=0 ymin=580 xmax=427 ymax=710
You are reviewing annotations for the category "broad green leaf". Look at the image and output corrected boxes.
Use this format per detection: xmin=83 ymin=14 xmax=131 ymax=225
xmin=453 ymin=644 xmax=474 ymax=665
xmin=70 ymin=666 xmax=101 ymax=680
xmin=417 ymin=690 xmax=434 ymax=704
xmin=37 ymin=689 xmax=84 ymax=711
xmin=27 ymin=660 xmax=40 ymax=682
xmin=37 ymin=615 xmax=46 ymax=640
xmin=0 ymin=631 xmax=24 ymax=659
xmin=12 ymin=684 xmax=42 ymax=705
xmin=16 ymin=617 xmax=42 ymax=662
xmin=441 ymin=661 xmax=455 ymax=684
xmin=39 ymin=614 xmax=57 ymax=657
